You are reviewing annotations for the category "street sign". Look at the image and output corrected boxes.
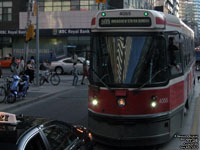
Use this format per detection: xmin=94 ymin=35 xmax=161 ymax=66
xmin=96 ymin=0 xmax=106 ymax=3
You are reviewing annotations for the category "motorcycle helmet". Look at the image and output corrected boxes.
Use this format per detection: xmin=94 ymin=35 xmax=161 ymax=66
xmin=21 ymin=75 xmax=29 ymax=81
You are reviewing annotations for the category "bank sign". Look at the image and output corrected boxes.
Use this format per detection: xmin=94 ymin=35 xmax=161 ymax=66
xmin=52 ymin=29 xmax=91 ymax=36
xmin=0 ymin=30 xmax=26 ymax=36
xmin=0 ymin=29 xmax=91 ymax=36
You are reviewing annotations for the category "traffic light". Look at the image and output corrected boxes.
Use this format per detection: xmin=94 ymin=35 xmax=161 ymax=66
xmin=25 ymin=24 xmax=35 ymax=42
xmin=96 ymin=0 xmax=107 ymax=3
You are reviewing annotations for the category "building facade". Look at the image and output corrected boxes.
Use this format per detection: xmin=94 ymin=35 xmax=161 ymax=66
xmin=0 ymin=0 xmax=155 ymax=60
xmin=154 ymin=0 xmax=179 ymax=17
xmin=179 ymin=0 xmax=199 ymax=45
xmin=193 ymin=0 xmax=200 ymax=37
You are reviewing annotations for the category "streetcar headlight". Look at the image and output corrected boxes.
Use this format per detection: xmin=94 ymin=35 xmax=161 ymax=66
xmin=150 ymin=101 xmax=157 ymax=108
xmin=117 ymin=98 xmax=126 ymax=107
xmin=150 ymin=96 xmax=157 ymax=108
xmin=91 ymin=98 xmax=98 ymax=106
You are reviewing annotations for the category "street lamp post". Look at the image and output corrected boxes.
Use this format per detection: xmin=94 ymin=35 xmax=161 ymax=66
xmin=36 ymin=0 xmax=40 ymax=86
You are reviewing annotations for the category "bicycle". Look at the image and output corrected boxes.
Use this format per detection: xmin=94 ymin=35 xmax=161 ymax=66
xmin=0 ymin=77 xmax=17 ymax=103
xmin=34 ymin=70 xmax=60 ymax=86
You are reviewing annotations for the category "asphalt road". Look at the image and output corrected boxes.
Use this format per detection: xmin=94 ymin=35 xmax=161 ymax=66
xmin=10 ymin=84 xmax=88 ymax=126
xmin=6 ymin=74 xmax=200 ymax=150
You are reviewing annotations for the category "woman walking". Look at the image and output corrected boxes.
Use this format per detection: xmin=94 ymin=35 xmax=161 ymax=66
xmin=10 ymin=57 xmax=18 ymax=75
xmin=72 ymin=62 xmax=79 ymax=86
xmin=25 ymin=60 xmax=34 ymax=83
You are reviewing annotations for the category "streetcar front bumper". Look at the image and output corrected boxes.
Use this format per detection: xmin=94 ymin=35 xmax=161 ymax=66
xmin=88 ymin=106 xmax=184 ymax=147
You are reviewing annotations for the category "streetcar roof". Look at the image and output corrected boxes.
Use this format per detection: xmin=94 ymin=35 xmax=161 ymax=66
xmin=91 ymin=9 xmax=194 ymax=37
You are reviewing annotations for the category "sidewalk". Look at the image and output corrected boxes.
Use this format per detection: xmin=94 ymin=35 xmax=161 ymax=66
xmin=0 ymin=75 xmax=84 ymax=112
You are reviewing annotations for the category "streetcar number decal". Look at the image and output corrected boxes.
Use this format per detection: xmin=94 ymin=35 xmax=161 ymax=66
xmin=159 ymin=98 xmax=168 ymax=103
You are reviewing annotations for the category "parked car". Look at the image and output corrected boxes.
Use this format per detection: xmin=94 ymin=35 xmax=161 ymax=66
xmin=0 ymin=57 xmax=20 ymax=68
xmin=51 ymin=57 xmax=86 ymax=75
xmin=0 ymin=112 xmax=93 ymax=150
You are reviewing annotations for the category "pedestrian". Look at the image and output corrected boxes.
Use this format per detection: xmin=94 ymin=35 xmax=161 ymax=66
xmin=72 ymin=62 xmax=79 ymax=86
xmin=30 ymin=56 xmax=35 ymax=69
xmin=81 ymin=59 xmax=88 ymax=85
xmin=10 ymin=57 xmax=18 ymax=75
xmin=71 ymin=53 xmax=78 ymax=63
xmin=40 ymin=59 xmax=50 ymax=83
xmin=18 ymin=56 xmax=25 ymax=75
xmin=41 ymin=59 xmax=50 ymax=71
xmin=25 ymin=60 xmax=34 ymax=83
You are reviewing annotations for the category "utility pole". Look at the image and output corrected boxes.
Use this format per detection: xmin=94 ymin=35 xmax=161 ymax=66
xmin=36 ymin=0 xmax=40 ymax=86
xmin=25 ymin=0 xmax=32 ymax=65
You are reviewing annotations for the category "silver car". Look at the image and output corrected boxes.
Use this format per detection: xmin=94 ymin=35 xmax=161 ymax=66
xmin=0 ymin=112 xmax=93 ymax=150
xmin=51 ymin=57 xmax=85 ymax=75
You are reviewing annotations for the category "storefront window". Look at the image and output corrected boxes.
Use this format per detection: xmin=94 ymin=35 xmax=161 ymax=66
xmin=67 ymin=36 xmax=90 ymax=57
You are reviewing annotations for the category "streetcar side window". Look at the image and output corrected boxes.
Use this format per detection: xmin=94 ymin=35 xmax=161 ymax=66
xmin=181 ymin=35 xmax=195 ymax=71
xmin=168 ymin=35 xmax=183 ymax=76
xmin=180 ymin=35 xmax=187 ymax=68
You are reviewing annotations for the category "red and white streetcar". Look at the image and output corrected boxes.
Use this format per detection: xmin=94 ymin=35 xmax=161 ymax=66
xmin=88 ymin=9 xmax=195 ymax=146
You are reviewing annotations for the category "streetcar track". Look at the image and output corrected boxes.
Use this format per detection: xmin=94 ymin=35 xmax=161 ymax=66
xmin=191 ymin=96 xmax=200 ymax=135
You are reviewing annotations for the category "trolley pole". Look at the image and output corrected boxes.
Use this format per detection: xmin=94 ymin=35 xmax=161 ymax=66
xmin=36 ymin=0 xmax=40 ymax=86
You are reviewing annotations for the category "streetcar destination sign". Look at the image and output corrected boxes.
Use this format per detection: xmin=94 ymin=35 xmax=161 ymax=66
xmin=99 ymin=17 xmax=151 ymax=27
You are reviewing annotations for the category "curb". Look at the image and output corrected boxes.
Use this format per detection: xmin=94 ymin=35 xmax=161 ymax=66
xmin=1 ymin=86 xmax=74 ymax=112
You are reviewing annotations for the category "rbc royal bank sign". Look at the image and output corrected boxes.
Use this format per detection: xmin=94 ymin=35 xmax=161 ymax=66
xmin=0 ymin=29 xmax=91 ymax=36
xmin=52 ymin=29 xmax=91 ymax=36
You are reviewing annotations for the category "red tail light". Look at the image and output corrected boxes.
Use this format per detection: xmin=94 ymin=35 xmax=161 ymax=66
xmin=91 ymin=17 xmax=96 ymax=26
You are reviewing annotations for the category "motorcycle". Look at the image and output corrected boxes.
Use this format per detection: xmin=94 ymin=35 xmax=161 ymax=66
xmin=7 ymin=74 xmax=29 ymax=103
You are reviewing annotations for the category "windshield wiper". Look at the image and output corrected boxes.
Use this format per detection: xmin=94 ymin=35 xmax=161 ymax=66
xmin=90 ymin=68 xmax=113 ymax=92
xmin=133 ymin=67 xmax=168 ymax=93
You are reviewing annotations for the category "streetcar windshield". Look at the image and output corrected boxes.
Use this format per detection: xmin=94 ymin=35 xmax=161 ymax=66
xmin=90 ymin=32 xmax=168 ymax=87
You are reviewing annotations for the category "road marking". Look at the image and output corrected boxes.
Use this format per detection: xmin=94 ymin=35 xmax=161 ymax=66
xmin=191 ymin=96 xmax=200 ymax=135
